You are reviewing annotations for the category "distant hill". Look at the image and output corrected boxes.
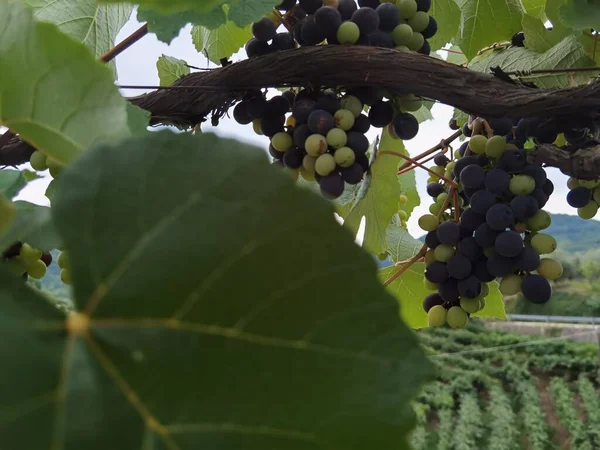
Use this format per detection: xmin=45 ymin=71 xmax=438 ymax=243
xmin=544 ymin=214 xmax=600 ymax=254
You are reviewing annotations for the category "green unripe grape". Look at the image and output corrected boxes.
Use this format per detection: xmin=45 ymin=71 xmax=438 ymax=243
xmin=468 ymin=135 xmax=488 ymax=155
xmin=8 ymin=259 xmax=27 ymax=276
xmin=479 ymin=283 xmax=490 ymax=299
xmin=0 ymin=194 xmax=15 ymax=237
xmin=337 ymin=21 xmax=360 ymax=44
xmin=340 ymin=96 xmax=363 ymax=118
xmin=424 ymin=249 xmax=436 ymax=265
xmin=427 ymin=305 xmax=447 ymax=327
xmin=397 ymin=95 xmax=422 ymax=112
xmin=28 ymin=259 xmax=47 ymax=279
xmin=424 ymin=279 xmax=438 ymax=291
xmin=509 ymin=174 xmax=536 ymax=195
xmin=406 ymin=31 xmax=424 ymax=51
xmin=253 ymin=119 xmax=263 ymax=135
xmin=334 ymin=109 xmax=355 ymax=130
xmin=593 ymin=186 xmax=600 ymax=205
xmin=47 ymin=157 xmax=63 ymax=178
xmin=271 ymin=132 xmax=293 ymax=152
xmin=418 ymin=214 xmax=440 ymax=231
xmin=305 ymin=134 xmax=328 ymax=157
xmin=326 ymin=128 xmax=347 ymax=149
xmin=460 ymin=298 xmax=481 ymax=314
xmin=427 ymin=176 xmax=438 ymax=184
xmin=526 ymin=210 xmax=551 ymax=231
xmin=397 ymin=0 xmax=418 ymax=18
xmin=446 ymin=161 xmax=456 ymax=172
xmin=334 ymin=147 xmax=355 ymax=168
xmin=303 ymin=154 xmax=317 ymax=173
xmin=395 ymin=45 xmax=411 ymax=52
xmin=436 ymin=192 xmax=448 ymax=205
xmin=60 ymin=268 xmax=72 ymax=285
xmin=434 ymin=244 xmax=455 ymax=262
xmin=578 ymin=201 xmax=598 ymax=220
xmin=531 ymin=233 xmax=557 ymax=255
xmin=429 ymin=203 xmax=442 ymax=215
xmin=478 ymin=297 xmax=487 ymax=310
xmin=29 ymin=151 xmax=48 ymax=171
xmin=19 ymin=243 xmax=42 ymax=267
xmin=485 ymin=135 xmax=506 ymax=158
xmin=407 ymin=11 xmax=430 ymax=32
xmin=300 ymin=167 xmax=315 ymax=181
xmin=499 ymin=274 xmax=522 ymax=296
xmin=454 ymin=149 xmax=461 ymax=159
xmin=579 ymin=179 xmax=599 ymax=189
xmin=430 ymin=166 xmax=445 ymax=177
xmin=567 ymin=177 xmax=579 ymax=189
xmin=398 ymin=210 xmax=408 ymax=220
xmin=444 ymin=170 xmax=453 ymax=179
xmin=377 ymin=252 xmax=389 ymax=261
xmin=57 ymin=251 xmax=70 ymax=270
xmin=399 ymin=194 xmax=408 ymax=205
xmin=538 ymin=258 xmax=563 ymax=280
xmin=315 ymin=153 xmax=336 ymax=176
xmin=446 ymin=306 xmax=469 ymax=329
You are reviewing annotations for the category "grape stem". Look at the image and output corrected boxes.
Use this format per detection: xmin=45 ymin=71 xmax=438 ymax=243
xmin=380 ymin=151 xmax=458 ymax=188
xmin=271 ymin=8 xmax=294 ymax=33
xmin=452 ymin=188 xmax=460 ymax=223
xmin=99 ymin=24 xmax=148 ymax=63
xmin=397 ymin=129 xmax=463 ymax=172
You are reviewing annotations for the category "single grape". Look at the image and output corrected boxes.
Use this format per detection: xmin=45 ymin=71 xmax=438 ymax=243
xmin=425 ymin=183 xmax=443 ymax=200
xmin=447 ymin=255 xmax=472 ymax=280
xmin=421 ymin=15 xmax=437 ymax=39
xmin=340 ymin=163 xmax=364 ymax=184
xmin=337 ymin=21 xmax=360 ymax=44
xmin=305 ymin=134 xmax=328 ymax=157
xmin=474 ymin=223 xmax=499 ymax=248
xmin=429 ymin=203 xmax=442 ymax=215
xmin=407 ymin=11 xmax=430 ymax=32
xmin=495 ymin=230 xmax=523 ymax=258
xmin=356 ymin=153 xmax=369 ymax=171
xmin=397 ymin=0 xmax=418 ymax=18
xmin=368 ymin=30 xmax=395 ymax=48
xmin=334 ymin=109 xmax=355 ymax=130
xmin=29 ymin=151 xmax=48 ymax=171
xmin=406 ymin=32 xmax=425 ymax=51
xmin=460 ymin=209 xmax=485 ymax=231
xmin=437 ymin=279 xmax=457 ymax=303
xmin=301 ymin=15 xmax=327 ymax=45
xmin=334 ymin=147 xmax=356 ymax=168
xmin=27 ymin=259 xmax=47 ymax=279
xmin=433 ymin=154 xmax=450 ymax=167
xmin=345 ymin=131 xmax=369 ymax=155
xmin=398 ymin=210 xmax=408 ymax=221
xmin=399 ymin=194 xmax=408 ymax=205
xmin=376 ymin=3 xmax=401 ymax=31
xmin=521 ymin=275 xmax=552 ymax=304
xmin=324 ymin=128 xmax=346 ymax=149
xmin=434 ymin=244 xmax=455 ymax=262
xmin=319 ymin=172 xmax=345 ymax=199
xmin=425 ymin=261 xmax=449 ymax=283
xmin=315 ymin=6 xmax=342 ymax=37
xmin=483 ymin=168 xmax=509 ymax=196
xmin=368 ymin=101 xmax=394 ymax=128
xmin=277 ymin=0 xmax=296 ymax=10
xmin=424 ymin=249 xmax=436 ymax=265
xmin=468 ymin=135 xmax=488 ymax=155
xmin=282 ymin=147 xmax=304 ymax=169
xmin=427 ymin=305 xmax=447 ymax=327
xmin=40 ymin=252 xmax=52 ymax=267
xmin=509 ymin=175 xmax=536 ymax=195
xmin=460 ymin=297 xmax=481 ymax=314
xmin=530 ymin=233 xmax=557 ymax=254
xmin=353 ymin=114 xmax=371 ymax=133
xmin=252 ymin=18 xmax=277 ymax=42
xmin=460 ymin=164 xmax=485 ymax=189
xmin=294 ymin=126 xmax=312 ymax=150
xmin=338 ymin=0 xmax=358 ymax=20
xmin=530 ymin=189 xmax=548 ymax=209
xmin=499 ymin=274 xmax=522 ymax=296
xmin=391 ymin=23 xmax=413 ymax=45
xmin=472 ymin=258 xmax=494 ymax=282
xmin=417 ymin=0 xmax=432 ymax=12
xmin=300 ymin=0 xmax=323 ymax=14
xmin=315 ymin=153 xmax=337 ymax=176
xmin=593 ymin=186 xmax=600 ymax=205
xmin=397 ymin=94 xmax=423 ymax=112
xmin=351 ymin=7 xmax=379 ymax=35
xmin=308 ymin=109 xmax=334 ymax=135
xmin=453 ymin=155 xmax=479 ymax=179
xmin=458 ymin=236 xmax=482 ymax=261
xmin=260 ymin=114 xmax=285 ymax=137
xmin=510 ymin=195 xmax=539 ymax=221
xmin=302 ymin=155 xmax=317 ymax=174
xmin=272 ymin=32 xmax=296 ymax=50
xmin=293 ymin=99 xmax=316 ymax=124
xmin=47 ymin=157 xmax=63 ymax=178
xmin=446 ymin=306 xmax=469 ymax=329
xmin=516 ymin=246 xmax=540 ymax=271
xmin=578 ymin=201 xmax=599 ymax=220
xmin=271 ymin=132 xmax=293 ymax=152
xmin=419 ymin=214 xmax=440 ymax=232
xmin=458 ymin=275 xmax=482 ymax=299
xmin=246 ymin=38 xmax=272 ymax=58
xmin=486 ymin=203 xmax=514 ymax=231
xmin=521 ymin=165 xmax=547 ymax=187
xmin=497 ymin=149 xmax=527 ymax=172
xmin=392 ymin=113 xmax=419 ymax=140
xmin=487 ymin=253 xmax=516 ymax=277
xmin=436 ymin=221 xmax=461 ymax=245
xmin=484 ymin=135 xmax=506 ymax=158
xmin=425 ymin=230 xmax=441 ymax=249
xmin=423 ymin=293 xmax=445 ymax=312
xmin=469 ymin=190 xmax=497 ymax=215
xmin=537 ymin=258 xmax=563 ymax=280
xmin=526 ymin=209 xmax=551 ymax=231
xmin=19 ymin=243 xmax=42 ymax=267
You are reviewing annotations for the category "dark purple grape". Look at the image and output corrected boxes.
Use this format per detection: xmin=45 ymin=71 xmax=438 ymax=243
xmin=246 ymin=95 xmax=268 ymax=119
xmin=486 ymin=203 xmax=514 ymax=231
xmin=351 ymin=7 xmax=380 ymax=34
xmin=462 ymin=122 xmax=473 ymax=137
xmin=459 ymin=223 xmax=473 ymax=239
xmin=423 ymin=292 xmax=445 ymax=312
xmin=338 ymin=0 xmax=358 ymax=20
xmin=487 ymin=253 xmax=515 ymax=277
xmin=458 ymin=275 xmax=482 ymax=299
xmin=510 ymin=195 xmax=539 ymax=221
xmin=252 ymin=18 xmax=277 ymax=42
xmin=516 ymin=246 xmax=540 ymax=271
xmin=530 ymin=189 xmax=548 ymax=209
xmin=392 ymin=113 xmax=419 ymax=140
xmin=427 ymin=182 xmax=445 ymax=198
xmin=474 ymin=223 xmax=499 ymax=248
xmin=282 ymin=147 xmax=304 ymax=169
xmin=460 ymin=209 xmax=485 ymax=231
xmin=436 ymin=221 xmax=461 ymax=245
xmin=425 ymin=261 xmax=449 ymax=283
xmin=473 ymin=258 xmax=495 ymax=282
xmin=340 ymin=163 xmax=364 ymax=184
xmin=542 ymin=179 xmax=554 ymax=196
xmin=233 ymin=101 xmax=253 ymax=125
xmin=41 ymin=252 xmax=53 ymax=267
xmin=267 ymin=96 xmax=291 ymax=116
xmin=299 ymin=0 xmax=323 ymax=14
xmin=271 ymin=32 xmax=296 ymax=50
xmin=495 ymin=230 xmax=523 ymax=258
xmin=376 ymin=3 xmax=401 ymax=31
xmin=356 ymin=153 xmax=370 ymax=171
xmin=447 ymin=255 xmax=472 ymax=280
xmin=315 ymin=94 xmax=340 ymax=115
xmin=346 ymin=131 xmax=370 ymax=154
xmin=433 ymin=154 xmax=450 ymax=167
xmin=460 ymin=164 xmax=485 ymax=189
xmin=567 ymin=187 xmax=591 ymax=208
xmin=496 ymin=149 xmax=527 ymax=172
xmin=292 ymin=99 xmax=316 ymax=124
xmin=353 ymin=114 xmax=371 ymax=133
xmin=418 ymin=40 xmax=431 ymax=55
xmin=294 ymin=20 xmax=308 ymax=46
xmin=301 ymin=15 xmax=327 ymax=45
xmin=350 ymin=86 xmax=381 ymax=106
xmin=453 ymin=156 xmax=479 ymax=179
xmin=469 ymin=190 xmax=497 ymax=215
xmin=484 ymin=168 xmax=510 ymax=195
xmin=319 ymin=172 xmax=345 ymax=199
xmin=438 ymin=278 xmax=459 ymax=302
xmin=458 ymin=142 xmax=468 ymax=157
xmin=315 ymin=6 xmax=342 ymax=38
xmin=425 ymin=231 xmax=441 ymax=249
xmin=522 ymin=275 xmax=552 ymax=304
xmin=260 ymin=114 xmax=285 ymax=137
xmin=307 ymin=109 xmax=334 ymax=135
xmin=368 ymin=101 xmax=394 ymax=128
xmin=417 ymin=0 xmax=432 ymax=12
xmin=293 ymin=124 xmax=312 ymax=148
xmin=269 ymin=144 xmax=284 ymax=160
xmin=458 ymin=236 xmax=483 ymax=261
xmin=488 ymin=117 xmax=513 ymax=136
xmin=368 ymin=30 xmax=395 ymax=48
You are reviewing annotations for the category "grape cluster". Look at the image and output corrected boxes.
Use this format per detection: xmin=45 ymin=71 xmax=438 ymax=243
xmin=29 ymin=150 xmax=64 ymax=179
xmin=2 ymin=241 xmax=52 ymax=280
xmin=421 ymin=119 xmax=563 ymax=329
xmin=566 ymin=177 xmax=600 ymax=219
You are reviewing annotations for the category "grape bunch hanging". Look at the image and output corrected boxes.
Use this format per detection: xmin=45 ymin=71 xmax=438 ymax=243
xmin=231 ymin=0 xmax=437 ymax=199
xmin=419 ymin=117 xmax=566 ymax=329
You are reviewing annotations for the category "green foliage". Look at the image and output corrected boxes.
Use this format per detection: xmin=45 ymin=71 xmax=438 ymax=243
xmin=100 ymin=0 xmax=224 ymax=14
xmin=453 ymin=393 xmax=483 ymax=450
xmin=551 ymin=377 xmax=593 ymax=450
xmin=157 ymin=55 xmax=190 ymax=86
xmin=472 ymin=281 xmax=506 ymax=320
xmin=436 ymin=408 xmax=454 ymax=450
xmin=521 ymin=13 xmax=564 ymax=52
xmin=522 ymin=0 xmax=548 ymax=17
xmin=0 ymin=130 xmax=433 ymax=450
xmin=487 ymin=384 xmax=518 ymax=450
xmin=560 ymin=0 xmax=600 ymax=30
xmin=428 ymin=0 xmax=461 ymax=52
xmin=0 ymin=2 xmax=131 ymax=165
xmin=517 ymin=379 xmax=553 ymax=450
xmin=578 ymin=375 xmax=600 ymax=448
xmin=0 ymin=202 xmax=61 ymax=253
xmin=385 ymin=221 xmax=422 ymax=262
xmin=0 ymin=170 xmax=27 ymax=199
xmin=580 ymin=260 xmax=600 ymax=282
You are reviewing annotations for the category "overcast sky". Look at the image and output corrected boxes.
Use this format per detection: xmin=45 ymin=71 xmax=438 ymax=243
xmin=15 ymin=11 xmax=578 ymax=237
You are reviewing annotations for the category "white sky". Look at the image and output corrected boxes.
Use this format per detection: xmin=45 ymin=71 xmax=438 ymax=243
xmin=14 ymin=13 xmax=580 ymax=237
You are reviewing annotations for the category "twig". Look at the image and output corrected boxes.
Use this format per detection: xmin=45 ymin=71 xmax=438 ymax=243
xmin=397 ymin=152 xmax=439 ymax=174
xmin=505 ymin=67 xmax=600 ymax=76
xmin=452 ymin=188 xmax=460 ymax=222
xmin=398 ymin=129 xmax=463 ymax=172
xmin=99 ymin=24 xmax=148 ymax=63
xmin=379 ymin=150 xmax=459 ymax=187
xmin=272 ymin=8 xmax=293 ymax=33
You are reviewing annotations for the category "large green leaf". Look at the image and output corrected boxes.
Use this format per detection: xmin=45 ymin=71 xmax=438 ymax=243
xmin=472 ymin=282 xmax=506 ymax=320
xmin=0 ymin=130 xmax=435 ymax=449
xmin=0 ymin=201 xmax=62 ymax=252
xmin=21 ymin=1 xmax=132 ymax=73
xmin=157 ymin=55 xmax=190 ymax=86
xmin=469 ymin=35 xmax=596 ymax=88
xmin=560 ymin=0 xmax=600 ymax=30
xmin=428 ymin=0 xmax=461 ymax=51
xmin=137 ymin=7 xmax=227 ymax=43
xmin=385 ymin=222 xmax=422 ymax=262
xmin=454 ymin=0 xmax=524 ymax=60
xmin=522 ymin=0 xmax=547 ymax=18
xmin=522 ymin=13 xmax=565 ymax=52
xmin=0 ymin=3 xmax=130 ymax=165
xmin=379 ymin=263 xmax=430 ymax=329
xmin=100 ymin=0 xmax=223 ymax=14
xmin=0 ymin=170 xmax=27 ymax=199
xmin=344 ymin=137 xmax=402 ymax=255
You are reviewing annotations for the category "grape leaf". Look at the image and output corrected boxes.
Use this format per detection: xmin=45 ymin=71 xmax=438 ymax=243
xmin=21 ymin=170 xmax=42 ymax=182
xmin=411 ymin=102 xmax=434 ymax=124
xmin=560 ymin=0 xmax=600 ymax=31
xmin=522 ymin=0 xmax=548 ymax=17
xmin=20 ymin=1 xmax=132 ymax=73
xmin=191 ymin=7 xmax=252 ymax=65
xmin=379 ymin=263 xmax=430 ymax=329
xmin=385 ymin=222 xmax=422 ymax=262
xmin=469 ymin=35 xmax=596 ymax=88
xmin=126 ymin=104 xmax=151 ymax=136
xmin=0 ymin=3 xmax=131 ymax=165
xmin=137 ymin=6 xmax=227 ymax=43
xmin=428 ymin=0 xmax=461 ymax=51
xmin=100 ymin=0 xmax=223 ymax=14
xmin=444 ymin=46 xmax=468 ymax=65
xmin=344 ymin=138 xmax=402 ymax=255
xmin=157 ymin=55 xmax=191 ymax=86
xmin=0 ymin=130 xmax=437 ymax=449
xmin=0 ymin=170 xmax=27 ymax=199
xmin=454 ymin=0 xmax=525 ymax=60
xmin=472 ymin=282 xmax=506 ymax=320
xmin=522 ymin=14 xmax=564 ymax=52
xmin=0 ymin=202 xmax=62 ymax=252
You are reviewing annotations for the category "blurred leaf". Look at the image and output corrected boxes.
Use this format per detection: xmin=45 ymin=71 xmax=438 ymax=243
xmin=126 ymin=104 xmax=151 ymax=135
xmin=523 ymin=0 xmax=548 ymax=17
xmin=101 ymin=0 xmax=223 ymax=14
xmin=137 ymin=6 xmax=226 ymax=43
xmin=157 ymin=55 xmax=190 ymax=86
xmin=473 ymin=282 xmax=506 ymax=320
xmin=428 ymin=0 xmax=461 ymax=51
xmin=560 ymin=0 xmax=600 ymax=31
xmin=21 ymin=170 xmax=42 ymax=182
xmin=0 ymin=201 xmax=61 ymax=252
xmin=0 ymin=170 xmax=27 ymax=199
xmin=0 ymin=3 xmax=130 ymax=166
